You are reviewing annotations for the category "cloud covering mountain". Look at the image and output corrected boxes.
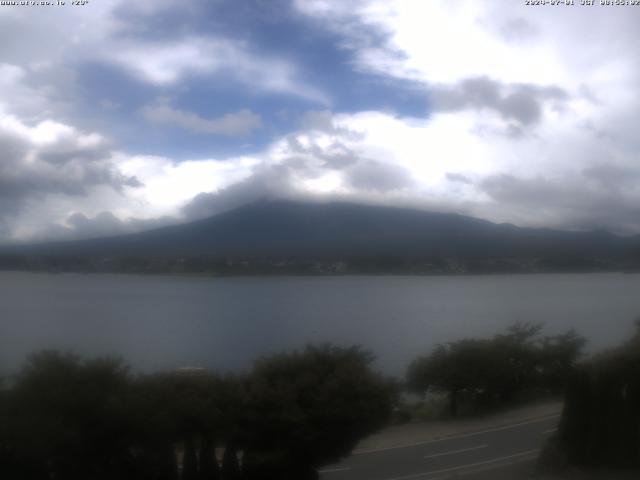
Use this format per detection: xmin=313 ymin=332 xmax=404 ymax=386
xmin=2 ymin=1 xmax=640 ymax=243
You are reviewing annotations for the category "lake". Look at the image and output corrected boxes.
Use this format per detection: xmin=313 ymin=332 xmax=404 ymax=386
xmin=0 ymin=271 xmax=638 ymax=376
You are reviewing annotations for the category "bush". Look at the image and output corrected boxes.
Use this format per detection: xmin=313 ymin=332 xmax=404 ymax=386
xmin=241 ymin=345 xmax=395 ymax=478
xmin=558 ymin=326 xmax=640 ymax=468
xmin=407 ymin=322 xmax=585 ymax=416
xmin=0 ymin=345 xmax=394 ymax=479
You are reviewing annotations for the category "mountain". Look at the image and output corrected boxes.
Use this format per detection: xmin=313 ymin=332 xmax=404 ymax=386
xmin=4 ymin=200 xmax=637 ymax=264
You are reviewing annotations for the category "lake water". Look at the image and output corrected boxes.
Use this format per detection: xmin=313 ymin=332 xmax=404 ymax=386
xmin=0 ymin=272 xmax=639 ymax=376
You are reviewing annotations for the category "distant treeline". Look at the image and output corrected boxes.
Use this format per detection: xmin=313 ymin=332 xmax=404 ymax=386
xmin=0 ymin=346 xmax=394 ymax=480
xmin=1 ymin=253 xmax=637 ymax=276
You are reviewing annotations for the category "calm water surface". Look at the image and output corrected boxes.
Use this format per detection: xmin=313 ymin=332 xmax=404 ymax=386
xmin=1 ymin=272 xmax=638 ymax=376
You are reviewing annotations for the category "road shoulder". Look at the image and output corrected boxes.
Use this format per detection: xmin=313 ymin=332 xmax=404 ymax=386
xmin=355 ymin=400 xmax=562 ymax=454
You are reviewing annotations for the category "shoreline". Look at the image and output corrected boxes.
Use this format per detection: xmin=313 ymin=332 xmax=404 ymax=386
xmin=1 ymin=268 xmax=638 ymax=279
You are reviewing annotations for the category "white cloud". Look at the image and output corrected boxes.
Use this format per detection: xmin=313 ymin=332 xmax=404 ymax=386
xmin=3 ymin=0 xmax=640 ymax=241
xmin=141 ymin=104 xmax=262 ymax=137
xmin=0 ymin=63 xmax=62 ymax=120
xmin=110 ymin=39 xmax=221 ymax=85
xmin=0 ymin=108 xmax=146 ymax=242
xmin=296 ymin=1 xmax=640 ymax=89
xmin=108 ymin=37 xmax=329 ymax=104
xmin=115 ymin=154 xmax=259 ymax=214
xmin=0 ymin=138 xmax=262 ymax=243
xmin=175 ymin=96 xmax=640 ymax=231
xmin=2 ymin=97 xmax=638 ymax=243
xmin=284 ymin=1 xmax=640 ymax=232
xmin=1 ymin=3 xmax=329 ymax=120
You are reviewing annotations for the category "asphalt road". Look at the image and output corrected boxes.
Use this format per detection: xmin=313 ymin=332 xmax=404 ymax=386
xmin=318 ymin=413 xmax=560 ymax=480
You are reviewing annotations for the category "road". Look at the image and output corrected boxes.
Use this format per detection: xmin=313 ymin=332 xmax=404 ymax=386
xmin=319 ymin=413 xmax=559 ymax=480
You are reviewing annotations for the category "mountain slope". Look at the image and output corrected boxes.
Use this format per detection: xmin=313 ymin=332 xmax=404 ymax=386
xmin=5 ymin=200 xmax=636 ymax=260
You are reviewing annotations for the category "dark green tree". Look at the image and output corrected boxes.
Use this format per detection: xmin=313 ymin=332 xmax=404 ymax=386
xmin=198 ymin=434 xmax=220 ymax=480
xmin=407 ymin=339 xmax=494 ymax=415
xmin=538 ymin=328 xmax=586 ymax=393
xmin=241 ymin=345 xmax=394 ymax=479
xmin=221 ymin=443 xmax=241 ymax=480
xmin=129 ymin=371 xmax=228 ymax=480
xmin=8 ymin=351 xmax=136 ymax=479
xmin=183 ymin=437 xmax=199 ymax=480
xmin=407 ymin=322 xmax=584 ymax=416
xmin=558 ymin=322 xmax=640 ymax=468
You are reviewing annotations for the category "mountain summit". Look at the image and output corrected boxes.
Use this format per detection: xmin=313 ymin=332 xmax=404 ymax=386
xmin=7 ymin=200 xmax=635 ymax=263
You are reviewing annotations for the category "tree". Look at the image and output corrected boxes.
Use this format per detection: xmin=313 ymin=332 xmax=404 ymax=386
xmin=241 ymin=345 xmax=394 ymax=479
xmin=407 ymin=322 xmax=585 ymax=416
xmin=490 ymin=322 xmax=543 ymax=401
xmin=0 ymin=344 xmax=397 ymax=479
xmin=407 ymin=339 xmax=496 ymax=416
xmin=183 ymin=437 xmax=199 ymax=480
xmin=221 ymin=443 xmax=241 ymax=480
xmin=538 ymin=328 xmax=586 ymax=393
xmin=198 ymin=433 xmax=220 ymax=480
xmin=558 ymin=322 xmax=640 ymax=468
xmin=129 ymin=371 xmax=230 ymax=480
xmin=8 ymin=351 xmax=136 ymax=479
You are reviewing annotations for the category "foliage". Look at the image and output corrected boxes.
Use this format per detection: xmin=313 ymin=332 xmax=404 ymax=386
xmin=558 ymin=323 xmax=640 ymax=468
xmin=0 ymin=345 xmax=392 ymax=479
xmin=407 ymin=322 xmax=585 ymax=416
xmin=241 ymin=345 xmax=395 ymax=478
xmin=537 ymin=328 xmax=586 ymax=393
xmin=198 ymin=434 xmax=220 ymax=480
xmin=4 ymin=351 xmax=135 ymax=479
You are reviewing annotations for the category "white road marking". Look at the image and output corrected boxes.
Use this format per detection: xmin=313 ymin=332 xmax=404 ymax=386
xmin=318 ymin=467 xmax=351 ymax=474
xmin=542 ymin=428 xmax=557 ymax=435
xmin=457 ymin=451 xmax=540 ymax=477
xmin=354 ymin=413 xmax=560 ymax=455
xmin=423 ymin=444 xmax=488 ymax=459
xmin=380 ymin=449 xmax=540 ymax=480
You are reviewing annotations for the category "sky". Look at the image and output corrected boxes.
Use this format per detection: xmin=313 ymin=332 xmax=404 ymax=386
xmin=2 ymin=0 xmax=640 ymax=243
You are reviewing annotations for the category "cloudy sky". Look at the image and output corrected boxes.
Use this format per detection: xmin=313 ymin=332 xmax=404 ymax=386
xmin=2 ymin=0 xmax=640 ymax=243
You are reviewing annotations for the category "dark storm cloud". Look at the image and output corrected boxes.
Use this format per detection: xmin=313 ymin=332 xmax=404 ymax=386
xmin=0 ymin=129 xmax=84 ymax=214
xmin=0 ymin=131 xmax=31 ymax=210
xmin=481 ymin=174 xmax=572 ymax=207
xmin=59 ymin=211 xmax=176 ymax=240
xmin=35 ymin=135 xmax=113 ymax=165
xmin=430 ymin=76 xmax=569 ymax=126
xmin=13 ymin=209 xmax=178 ymax=244
xmin=66 ymin=211 xmax=127 ymax=237
xmin=0 ymin=124 xmax=141 ymax=221
xmin=581 ymin=163 xmax=640 ymax=190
